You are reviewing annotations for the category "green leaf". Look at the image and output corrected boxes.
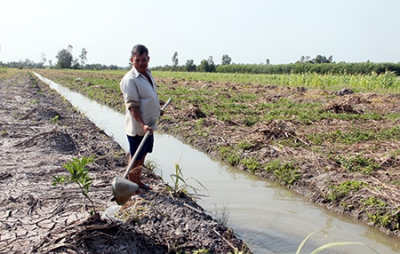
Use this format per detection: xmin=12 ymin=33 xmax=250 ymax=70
xmin=296 ymin=231 xmax=317 ymax=254
xmin=310 ymin=242 xmax=366 ymax=254
xmin=171 ymin=174 xmax=186 ymax=184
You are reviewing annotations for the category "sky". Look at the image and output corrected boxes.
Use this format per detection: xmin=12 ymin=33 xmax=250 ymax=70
xmin=1 ymin=0 xmax=399 ymax=68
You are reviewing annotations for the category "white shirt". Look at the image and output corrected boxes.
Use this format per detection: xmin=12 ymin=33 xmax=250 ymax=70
xmin=120 ymin=67 xmax=160 ymax=136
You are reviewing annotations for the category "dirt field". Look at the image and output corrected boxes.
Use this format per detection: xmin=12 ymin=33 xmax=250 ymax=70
xmin=154 ymin=77 xmax=400 ymax=238
xmin=0 ymin=71 xmax=248 ymax=253
xmin=32 ymin=68 xmax=400 ymax=239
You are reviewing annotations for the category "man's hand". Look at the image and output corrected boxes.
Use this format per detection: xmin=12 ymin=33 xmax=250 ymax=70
xmin=143 ymin=124 xmax=153 ymax=134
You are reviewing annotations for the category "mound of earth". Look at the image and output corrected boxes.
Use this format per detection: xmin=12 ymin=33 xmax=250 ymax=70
xmin=0 ymin=71 xmax=249 ymax=253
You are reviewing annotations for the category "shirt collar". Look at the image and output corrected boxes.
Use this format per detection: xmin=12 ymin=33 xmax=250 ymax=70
xmin=131 ymin=67 xmax=151 ymax=78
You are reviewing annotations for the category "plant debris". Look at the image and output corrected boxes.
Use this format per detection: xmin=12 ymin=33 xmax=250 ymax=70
xmin=0 ymin=71 xmax=249 ymax=253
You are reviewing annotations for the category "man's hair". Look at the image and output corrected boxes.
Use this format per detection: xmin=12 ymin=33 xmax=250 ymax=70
xmin=131 ymin=44 xmax=149 ymax=58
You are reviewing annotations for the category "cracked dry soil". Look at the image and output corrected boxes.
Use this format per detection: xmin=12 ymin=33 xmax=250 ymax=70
xmin=0 ymin=72 xmax=248 ymax=254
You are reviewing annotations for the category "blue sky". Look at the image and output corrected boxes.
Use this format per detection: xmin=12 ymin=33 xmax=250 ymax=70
xmin=1 ymin=0 xmax=399 ymax=67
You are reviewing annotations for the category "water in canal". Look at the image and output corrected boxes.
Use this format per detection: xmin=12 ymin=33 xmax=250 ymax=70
xmin=34 ymin=72 xmax=399 ymax=254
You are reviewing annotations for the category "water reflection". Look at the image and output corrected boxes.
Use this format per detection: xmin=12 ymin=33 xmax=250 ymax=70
xmin=34 ymin=72 xmax=400 ymax=254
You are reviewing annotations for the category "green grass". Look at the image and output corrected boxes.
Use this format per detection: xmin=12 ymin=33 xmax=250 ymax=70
xmin=33 ymin=69 xmax=400 ymax=128
xmin=152 ymin=71 xmax=400 ymax=93
xmin=308 ymin=126 xmax=400 ymax=145
xmin=334 ymin=154 xmax=381 ymax=174
xmin=240 ymin=157 xmax=261 ymax=172
xmin=0 ymin=68 xmax=23 ymax=80
xmin=360 ymin=197 xmax=400 ymax=229
xmin=30 ymin=68 xmax=400 ymax=235
xmin=265 ymin=160 xmax=301 ymax=185
xmin=326 ymin=180 xmax=367 ymax=201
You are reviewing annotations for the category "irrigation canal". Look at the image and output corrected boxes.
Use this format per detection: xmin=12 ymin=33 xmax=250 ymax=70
xmin=34 ymin=72 xmax=399 ymax=254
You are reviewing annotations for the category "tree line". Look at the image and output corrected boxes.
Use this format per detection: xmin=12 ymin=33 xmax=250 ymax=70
xmin=1 ymin=48 xmax=399 ymax=76
xmin=152 ymin=52 xmax=400 ymax=76
xmin=0 ymin=45 xmax=126 ymax=70
xmin=215 ymin=62 xmax=400 ymax=76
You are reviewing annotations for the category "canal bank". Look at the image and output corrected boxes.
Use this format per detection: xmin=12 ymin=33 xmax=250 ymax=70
xmin=31 ymin=71 xmax=400 ymax=253
xmin=0 ymin=71 xmax=248 ymax=253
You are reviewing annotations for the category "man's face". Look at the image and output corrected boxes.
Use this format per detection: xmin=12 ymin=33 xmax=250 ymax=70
xmin=131 ymin=53 xmax=149 ymax=73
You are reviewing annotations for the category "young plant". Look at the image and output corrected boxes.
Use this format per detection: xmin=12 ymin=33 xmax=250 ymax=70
xmin=326 ymin=180 xmax=367 ymax=201
xmin=1 ymin=129 xmax=8 ymax=137
xmin=167 ymin=164 xmax=207 ymax=200
xmin=265 ymin=160 xmax=301 ymax=185
xmin=334 ymin=154 xmax=380 ymax=175
xmin=52 ymin=156 xmax=96 ymax=214
xmin=240 ymin=157 xmax=261 ymax=172
xmin=144 ymin=160 xmax=158 ymax=171
xmin=213 ymin=202 xmax=230 ymax=227
xmin=51 ymin=114 xmax=60 ymax=124
xmin=193 ymin=249 xmax=210 ymax=254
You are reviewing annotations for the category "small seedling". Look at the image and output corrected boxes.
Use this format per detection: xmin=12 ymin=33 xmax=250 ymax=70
xmin=1 ymin=129 xmax=8 ymax=136
xmin=52 ymin=156 xmax=96 ymax=215
xmin=213 ymin=202 xmax=230 ymax=226
xmin=51 ymin=115 xmax=59 ymax=124
xmin=166 ymin=163 xmax=207 ymax=200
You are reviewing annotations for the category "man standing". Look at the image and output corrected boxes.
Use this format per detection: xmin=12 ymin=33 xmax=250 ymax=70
xmin=119 ymin=44 xmax=162 ymax=190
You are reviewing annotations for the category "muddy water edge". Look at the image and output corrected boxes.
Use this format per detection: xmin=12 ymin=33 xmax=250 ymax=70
xmin=33 ymin=72 xmax=400 ymax=253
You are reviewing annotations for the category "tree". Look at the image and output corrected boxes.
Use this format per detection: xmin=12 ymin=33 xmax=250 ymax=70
xmin=314 ymin=55 xmax=323 ymax=63
xmin=172 ymin=51 xmax=178 ymax=70
xmin=41 ymin=52 xmax=47 ymax=66
xmin=266 ymin=59 xmax=270 ymax=65
xmin=185 ymin=59 xmax=196 ymax=72
xmin=314 ymin=55 xmax=329 ymax=64
xmin=72 ymin=58 xmax=80 ymax=69
xmin=67 ymin=45 xmax=73 ymax=53
xmin=221 ymin=54 xmax=231 ymax=65
xmin=23 ymin=58 xmax=35 ymax=68
xmin=198 ymin=59 xmax=209 ymax=72
xmin=56 ymin=48 xmax=73 ymax=69
xmin=208 ymin=56 xmax=215 ymax=72
xmin=79 ymin=48 xmax=88 ymax=67
xmin=197 ymin=58 xmax=215 ymax=73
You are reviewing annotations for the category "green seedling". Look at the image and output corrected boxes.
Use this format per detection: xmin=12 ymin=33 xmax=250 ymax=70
xmin=1 ymin=129 xmax=8 ymax=136
xmin=166 ymin=164 xmax=207 ymax=200
xmin=52 ymin=156 xmax=96 ymax=215
xmin=265 ymin=160 xmax=301 ymax=185
xmin=51 ymin=115 xmax=59 ymax=124
xmin=240 ymin=157 xmax=261 ymax=172
xmin=326 ymin=180 xmax=367 ymax=201
xmin=334 ymin=154 xmax=380 ymax=175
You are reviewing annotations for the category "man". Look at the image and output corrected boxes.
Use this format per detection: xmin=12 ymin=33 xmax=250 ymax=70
xmin=119 ymin=44 xmax=163 ymax=190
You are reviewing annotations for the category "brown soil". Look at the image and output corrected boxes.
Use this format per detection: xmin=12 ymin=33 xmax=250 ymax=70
xmin=155 ymin=77 xmax=400 ymax=238
xmin=0 ymin=72 xmax=248 ymax=253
